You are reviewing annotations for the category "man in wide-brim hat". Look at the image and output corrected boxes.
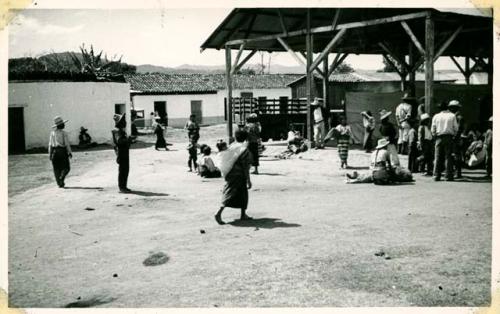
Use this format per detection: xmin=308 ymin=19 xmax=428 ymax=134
xmin=431 ymin=100 xmax=458 ymax=181
xmin=112 ymin=113 xmax=132 ymax=193
xmin=310 ymin=97 xmax=326 ymax=149
xmin=395 ymin=92 xmax=414 ymax=154
xmin=48 ymin=116 xmax=72 ymax=188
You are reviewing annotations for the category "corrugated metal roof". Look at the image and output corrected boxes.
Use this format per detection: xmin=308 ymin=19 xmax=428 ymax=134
xmin=287 ymin=70 xmax=461 ymax=85
xmin=125 ymin=73 xmax=304 ymax=94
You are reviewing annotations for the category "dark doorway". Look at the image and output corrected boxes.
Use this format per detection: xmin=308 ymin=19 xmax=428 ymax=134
xmin=115 ymin=103 xmax=126 ymax=114
xmin=154 ymin=101 xmax=168 ymax=125
xmin=9 ymin=107 xmax=26 ymax=154
xmin=190 ymin=100 xmax=202 ymax=124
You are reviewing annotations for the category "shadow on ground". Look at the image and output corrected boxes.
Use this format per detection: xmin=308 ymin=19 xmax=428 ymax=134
xmin=229 ymin=218 xmax=301 ymax=229
xmin=65 ymin=295 xmax=116 ymax=308
xmin=127 ymin=190 xmax=169 ymax=197
xmin=64 ymin=186 xmax=104 ymax=190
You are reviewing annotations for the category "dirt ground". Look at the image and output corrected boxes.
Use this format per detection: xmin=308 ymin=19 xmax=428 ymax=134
xmin=8 ymin=124 xmax=492 ymax=307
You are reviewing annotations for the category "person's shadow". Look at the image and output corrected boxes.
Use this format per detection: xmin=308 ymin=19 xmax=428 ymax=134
xmin=228 ymin=218 xmax=301 ymax=229
xmin=64 ymin=186 xmax=104 ymax=190
xmin=126 ymin=190 xmax=169 ymax=197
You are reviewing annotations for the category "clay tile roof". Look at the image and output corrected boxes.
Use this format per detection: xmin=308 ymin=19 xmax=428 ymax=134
xmin=125 ymin=73 xmax=304 ymax=94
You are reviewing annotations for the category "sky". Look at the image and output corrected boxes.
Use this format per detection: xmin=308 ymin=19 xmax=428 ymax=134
xmin=8 ymin=8 xmax=461 ymax=71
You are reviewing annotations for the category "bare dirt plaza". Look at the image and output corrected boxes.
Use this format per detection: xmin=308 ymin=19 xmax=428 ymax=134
xmin=8 ymin=125 xmax=491 ymax=307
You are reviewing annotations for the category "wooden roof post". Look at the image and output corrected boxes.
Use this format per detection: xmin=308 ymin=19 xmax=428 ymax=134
xmin=225 ymin=45 xmax=233 ymax=140
xmin=408 ymin=42 xmax=416 ymax=97
xmin=424 ymin=13 xmax=434 ymax=114
xmin=465 ymin=56 xmax=471 ymax=85
xmin=323 ymin=54 xmax=329 ymax=130
xmin=306 ymin=8 xmax=313 ymax=142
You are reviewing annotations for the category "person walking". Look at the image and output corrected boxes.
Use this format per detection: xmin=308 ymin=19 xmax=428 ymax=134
xmin=379 ymin=109 xmax=400 ymax=167
xmin=395 ymin=93 xmax=414 ymax=154
xmin=311 ymin=97 xmax=326 ymax=149
xmin=361 ymin=110 xmax=375 ymax=152
xmin=48 ymin=116 xmax=72 ymax=188
xmin=215 ymin=130 xmax=253 ymax=225
xmin=154 ymin=118 xmax=168 ymax=151
xmin=431 ymin=101 xmax=458 ymax=181
xmin=245 ymin=113 xmax=261 ymax=174
xmin=112 ymin=113 xmax=132 ymax=193
xmin=417 ymin=113 xmax=434 ymax=176
xmin=448 ymin=100 xmax=464 ymax=178
xmin=334 ymin=116 xmax=352 ymax=169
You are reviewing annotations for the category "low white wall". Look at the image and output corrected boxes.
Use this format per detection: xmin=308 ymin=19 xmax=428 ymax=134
xmin=131 ymin=88 xmax=293 ymax=128
xmin=9 ymin=82 xmax=131 ymax=149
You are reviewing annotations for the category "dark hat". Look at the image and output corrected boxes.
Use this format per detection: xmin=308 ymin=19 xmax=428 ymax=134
xmin=80 ymin=126 xmax=88 ymax=131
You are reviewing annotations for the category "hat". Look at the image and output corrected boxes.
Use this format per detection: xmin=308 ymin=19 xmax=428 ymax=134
xmin=489 ymin=116 xmax=493 ymax=122
xmin=448 ymin=100 xmax=461 ymax=108
xmin=379 ymin=109 xmax=392 ymax=120
xmin=311 ymin=97 xmax=323 ymax=106
xmin=113 ymin=113 xmax=125 ymax=125
xmin=376 ymin=138 xmax=390 ymax=149
xmin=52 ymin=116 xmax=69 ymax=128
xmin=80 ymin=126 xmax=88 ymax=131
xmin=420 ymin=113 xmax=430 ymax=121
xmin=402 ymin=92 xmax=415 ymax=101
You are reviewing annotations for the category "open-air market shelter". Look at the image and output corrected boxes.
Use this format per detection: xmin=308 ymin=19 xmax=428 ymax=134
xmin=201 ymin=8 xmax=493 ymax=140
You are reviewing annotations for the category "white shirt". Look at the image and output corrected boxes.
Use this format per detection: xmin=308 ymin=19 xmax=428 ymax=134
xmin=431 ymin=110 xmax=458 ymax=136
xmin=48 ymin=129 xmax=72 ymax=154
xmin=313 ymin=107 xmax=323 ymax=123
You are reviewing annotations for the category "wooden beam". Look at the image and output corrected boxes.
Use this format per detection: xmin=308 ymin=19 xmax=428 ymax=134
xmin=225 ymin=46 xmax=233 ymax=139
xmin=400 ymin=21 xmax=425 ymax=55
xmin=424 ymin=15 xmax=434 ymax=114
xmin=244 ymin=14 xmax=257 ymax=39
xmin=378 ymin=42 xmax=410 ymax=72
xmin=306 ymin=9 xmax=313 ymax=142
xmin=323 ymin=55 xmax=329 ymax=129
xmin=230 ymin=43 xmax=246 ymax=75
xmin=465 ymin=56 xmax=470 ymax=84
xmin=449 ymin=56 xmax=466 ymax=76
xmin=233 ymin=50 xmax=257 ymax=73
xmin=433 ymin=25 xmax=463 ymax=62
xmin=309 ymin=28 xmax=347 ymax=74
xmin=331 ymin=9 xmax=341 ymax=30
xmin=328 ymin=53 xmax=349 ymax=76
xmin=277 ymin=9 xmax=288 ymax=36
xmin=225 ymin=11 xmax=429 ymax=46
xmin=277 ymin=37 xmax=305 ymax=67
xmin=408 ymin=43 xmax=416 ymax=96
xmin=382 ymin=53 xmax=402 ymax=76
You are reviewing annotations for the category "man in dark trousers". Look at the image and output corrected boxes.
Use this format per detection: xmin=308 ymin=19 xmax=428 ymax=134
xmin=112 ymin=113 xmax=132 ymax=193
xmin=431 ymin=101 xmax=458 ymax=181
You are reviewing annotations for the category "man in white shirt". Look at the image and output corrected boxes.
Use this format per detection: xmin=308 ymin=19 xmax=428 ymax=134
xmin=48 ymin=116 xmax=72 ymax=188
xmin=311 ymin=97 xmax=326 ymax=149
xmin=395 ymin=93 xmax=414 ymax=154
xmin=431 ymin=101 xmax=459 ymax=181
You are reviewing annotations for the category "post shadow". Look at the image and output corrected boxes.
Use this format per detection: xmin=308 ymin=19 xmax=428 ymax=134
xmin=228 ymin=218 xmax=301 ymax=229
xmin=125 ymin=190 xmax=170 ymax=197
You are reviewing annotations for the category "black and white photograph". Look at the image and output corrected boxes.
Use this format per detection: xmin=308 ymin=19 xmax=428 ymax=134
xmin=0 ymin=0 xmax=498 ymax=311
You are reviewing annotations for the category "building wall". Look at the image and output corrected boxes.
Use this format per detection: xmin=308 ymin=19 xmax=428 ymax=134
xmin=131 ymin=87 xmax=293 ymax=128
xmin=9 ymin=82 xmax=131 ymax=149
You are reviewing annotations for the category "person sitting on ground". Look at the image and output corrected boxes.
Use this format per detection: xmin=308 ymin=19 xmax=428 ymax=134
xmin=287 ymin=124 xmax=308 ymax=154
xmin=345 ymin=138 xmax=414 ymax=185
xmin=198 ymin=146 xmax=221 ymax=178
xmin=465 ymin=133 xmax=486 ymax=168
xmin=79 ymin=127 xmax=92 ymax=146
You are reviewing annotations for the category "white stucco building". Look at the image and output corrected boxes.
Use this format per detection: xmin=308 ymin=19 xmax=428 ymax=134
xmin=8 ymin=76 xmax=130 ymax=153
xmin=125 ymin=73 xmax=302 ymax=128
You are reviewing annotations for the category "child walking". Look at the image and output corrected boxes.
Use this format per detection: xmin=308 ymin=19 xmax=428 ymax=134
xmin=187 ymin=138 xmax=198 ymax=172
xmin=335 ymin=116 xmax=352 ymax=169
